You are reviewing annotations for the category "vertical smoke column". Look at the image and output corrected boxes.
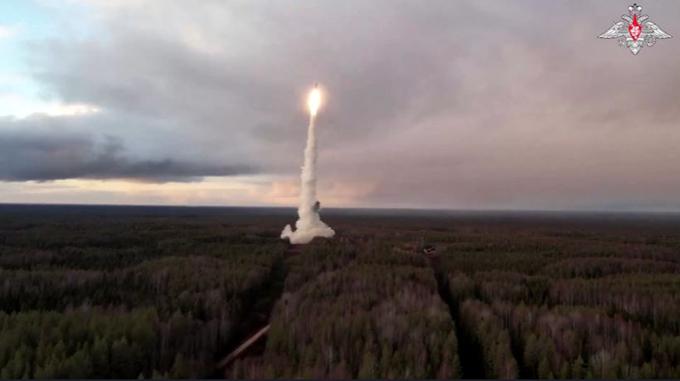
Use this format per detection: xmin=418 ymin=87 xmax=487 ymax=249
xmin=281 ymin=85 xmax=335 ymax=244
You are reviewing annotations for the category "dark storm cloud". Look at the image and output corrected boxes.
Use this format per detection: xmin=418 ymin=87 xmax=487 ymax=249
xmin=0 ymin=117 xmax=256 ymax=182
xmin=10 ymin=0 xmax=680 ymax=209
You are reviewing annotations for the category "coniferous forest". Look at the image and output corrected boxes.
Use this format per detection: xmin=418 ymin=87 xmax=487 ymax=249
xmin=0 ymin=205 xmax=679 ymax=378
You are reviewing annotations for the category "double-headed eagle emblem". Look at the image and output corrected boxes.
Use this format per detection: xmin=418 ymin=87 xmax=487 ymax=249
xmin=599 ymin=3 xmax=671 ymax=55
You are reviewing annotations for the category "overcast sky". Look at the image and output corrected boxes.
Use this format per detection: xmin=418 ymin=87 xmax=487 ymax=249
xmin=1 ymin=0 xmax=679 ymax=211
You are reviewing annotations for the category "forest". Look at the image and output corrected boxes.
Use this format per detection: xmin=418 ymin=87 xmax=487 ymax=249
xmin=0 ymin=205 xmax=679 ymax=378
xmin=0 ymin=208 xmax=286 ymax=378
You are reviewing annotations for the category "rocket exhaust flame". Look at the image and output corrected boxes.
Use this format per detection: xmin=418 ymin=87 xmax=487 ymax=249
xmin=308 ymin=87 xmax=322 ymax=117
xmin=281 ymin=85 xmax=335 ymax=244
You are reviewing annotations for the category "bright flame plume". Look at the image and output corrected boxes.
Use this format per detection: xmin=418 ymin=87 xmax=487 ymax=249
xmin=281 ymin=84 xmax=335 ymax=244
xmin=307 ymin=87 xmax=322 ymax=116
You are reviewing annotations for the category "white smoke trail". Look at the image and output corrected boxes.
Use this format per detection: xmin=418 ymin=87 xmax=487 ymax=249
xmin=281 ymin=94 xmax=335 ymax=244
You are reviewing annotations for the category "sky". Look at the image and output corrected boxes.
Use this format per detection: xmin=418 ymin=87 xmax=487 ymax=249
xmin=1 ymin=0 xmax=679 ymax=211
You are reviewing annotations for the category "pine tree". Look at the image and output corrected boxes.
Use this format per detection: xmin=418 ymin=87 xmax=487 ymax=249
xmin=538 ymin=357 xmax=552 ymax=379
xmin=170 ymin=353 xmax=190 ymax=379
xmin=571 ymin=355 xmax=585 ymax=378
xmin=358 ymin=351 xmax=376 ymax=379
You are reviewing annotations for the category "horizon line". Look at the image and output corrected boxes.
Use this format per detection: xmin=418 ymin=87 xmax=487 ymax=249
xmin=1 ymin=202 xmax=680 ymax=215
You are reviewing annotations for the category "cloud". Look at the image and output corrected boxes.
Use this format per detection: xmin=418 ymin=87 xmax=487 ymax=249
xmin=0 ymin=115 xmax=256 ymax=182
xmin=0 ymin=94 xmax=100 ymax=118
xmin=0 ymin=25 xmax=17 ymax=39
xmin=9 ymin=0 xmax=680 ymax=209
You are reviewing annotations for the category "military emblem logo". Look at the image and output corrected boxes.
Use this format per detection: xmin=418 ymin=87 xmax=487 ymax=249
xmin=599 ymin=3 xmax=671 ymax=55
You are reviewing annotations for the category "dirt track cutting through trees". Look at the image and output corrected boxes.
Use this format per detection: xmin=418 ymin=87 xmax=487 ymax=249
xmin=217 ymin=244 xmax=303 ymax=376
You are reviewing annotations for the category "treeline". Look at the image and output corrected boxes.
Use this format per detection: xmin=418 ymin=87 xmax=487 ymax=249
xmin=227 ymin=219 xmax=680 ymax=379
xmin=0 ymin=216 xmax=285 ymax=378
xmin=458 ymin=300 xmax=518 ymax=378
xmin=437 ymin=221 xmax=680 ymax=378
xmin=0 ymin=309 xmax=157 ymax=379
xmin=472 ymin=301 xmax=680 ymax=378
xmin=2 ymin=210 xmax=680 ymax=378
xmin=231 ymin=241 xmax=460 ymax=379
